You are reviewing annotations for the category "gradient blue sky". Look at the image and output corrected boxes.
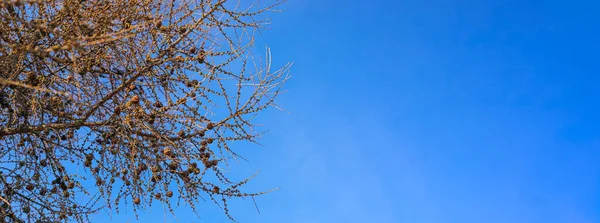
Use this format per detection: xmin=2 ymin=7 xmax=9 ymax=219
xmin=96 ymin=0 xmax=600 ymax=222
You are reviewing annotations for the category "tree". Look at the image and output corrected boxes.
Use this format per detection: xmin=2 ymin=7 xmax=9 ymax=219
xmin=0 ymin=0 xmax=290 ymax=222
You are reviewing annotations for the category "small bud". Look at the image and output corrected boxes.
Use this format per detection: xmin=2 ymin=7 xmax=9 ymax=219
xmin=130 ymin=95 xmax=140 ymax=104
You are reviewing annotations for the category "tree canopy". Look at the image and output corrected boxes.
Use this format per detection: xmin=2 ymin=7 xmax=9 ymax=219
xmin=0 ymin=0 xmax=289 ymax=222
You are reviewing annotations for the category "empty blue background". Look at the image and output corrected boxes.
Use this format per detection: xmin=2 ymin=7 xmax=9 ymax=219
xmin=96 ymin=0 xmax=600 ymax=222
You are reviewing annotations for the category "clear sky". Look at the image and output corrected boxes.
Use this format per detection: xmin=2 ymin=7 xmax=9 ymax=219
xmin=96 ymin=0 xmax=600 ymax=222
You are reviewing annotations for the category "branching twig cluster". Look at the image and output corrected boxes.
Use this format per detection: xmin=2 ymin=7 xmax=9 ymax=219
xmin=0 ymin=0 xmax=289 ymax=222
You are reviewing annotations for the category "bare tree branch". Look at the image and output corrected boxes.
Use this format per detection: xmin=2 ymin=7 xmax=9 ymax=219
xmin=0 ymin=0 xmax=290 ymax=222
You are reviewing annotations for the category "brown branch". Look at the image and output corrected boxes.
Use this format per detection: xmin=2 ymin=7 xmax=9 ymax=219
xmin=0 ymin=121 xmax=108 ymax=137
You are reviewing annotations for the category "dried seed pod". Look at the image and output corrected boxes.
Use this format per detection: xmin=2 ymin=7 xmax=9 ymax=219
xmin=169 ymin=162 xmax=179 ymax=170
xmin=166 ymin=191 xmax=173 ymax=197
xmin=138 ymin=163 xmax=148 ymax=172
xmin=200 ymin=152 xmax=210 ymax=159
xmin=32 ymin=173 xmax=40 ymax=181
xmin=148 ymin=115 xmax=155 ymax=124
xmin=198 ymin=50 xmax=206 ymax=63
xmin=180 ymin=170 xmax=190 ymax=177
xmin=129 ymin=95 xmax=140 ymax=105
xmin=85 ymin=153 xmax=95 ymax=161
xmin=114 ymin=106 xmax=122 ymax=115
xmin=39 ymin=188 xmax=47 ymax=196
xmin=163 ymin=147 xmax=173 ymax=157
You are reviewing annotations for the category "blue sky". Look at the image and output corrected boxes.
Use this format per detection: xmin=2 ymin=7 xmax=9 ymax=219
xmin=97 ymin=0 xmax=600 ymax=222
